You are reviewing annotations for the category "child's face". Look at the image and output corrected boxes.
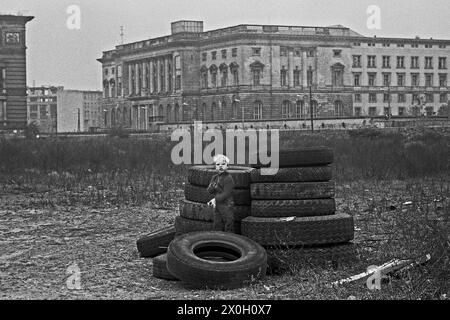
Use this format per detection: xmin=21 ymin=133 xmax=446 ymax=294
xmin=215 ymin=159 xmax=228 ymax=173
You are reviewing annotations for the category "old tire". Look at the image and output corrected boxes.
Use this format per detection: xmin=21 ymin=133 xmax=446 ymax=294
xmin=136 ymin=226 xmax=176 ymax=258
xmin=166 ymin=231 xmax=267 ymax=289
xmin=251 ymin=199 xmax=336 ymax=218
xmin=250 ymin=166 xmax=332 ymax=183
xmin=241 ymin=213 xmax=354 ymax=246
xmin=175 ymin=216 xmax=241 ymax=235
xmin=185 ymin=183 xmax=251 ymax=205
xmin=180 ymin=199 xmax=251 ymax=222
xmin=250 ymin=182 xmax=335 ymax=200
xmin=188 ymin=166 xmax=254 ymax=189
xmin=251 ymin=147 xmax=334 ymax=168
xmin=152 ymin=253 xmax=179 ymax=281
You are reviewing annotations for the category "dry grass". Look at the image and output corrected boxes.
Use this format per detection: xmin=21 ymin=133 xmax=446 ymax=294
xmin=0 ymin=127 xmax=449 ymax=299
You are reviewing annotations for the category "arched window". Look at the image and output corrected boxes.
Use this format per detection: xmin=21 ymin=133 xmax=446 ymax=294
xmin=331 ymin=63 xmax=344 ymax=87
xmin=334 ymin=100 xmax=344 ymax=117
xmin=123 ymin=106 xmax=129 ymax=126
xmin=210 ymin=65 xmax=218 ymax=88
xmin=250 ymin=61 xmax=264 ymax=86
xmin=311 ymin=100 xmax=318 ymax=117
xmin=174 ymin=104 xmax=180 ymax=123
xmin=296 ymin=100 xmax=305 ymax=118
xmin=192 ymin=105 xmax=199 ymax=121
xmin=220 ymin=100 xmax=226 ymax=120
xmin=158 ymin=104 xmax=164 ymax=122
xmin=280 ymin=66 xmax=287 ymax=87
xmin=117 ymin=107 xmax=122 ymax=126
xmin=109 ymin=79 xmax=116 ymax=97
xmin=111 ymin=108 xmax=116 ymax=127
xmin=200 ymin=66 xmax=208 ymax=89
xmin=202 ymin=103 xmax=207 ymax=121
xmin=282 ymin=100 xmax=291 ymax=118
xmin=211 ymin=102 xmax=216 ymax=121
xmin=103 ymin=79 xmax=109 ymax=98
xmin=232 ymin=101 xmax=238 ymax=119
xmin=230 ymin=62 xmax=239 ymax=86
xmin=166 ymin=104 xmax=172 ymax=123
xmin=219 ymin=64 xmax=228 ymax=87
xmin=253 ymin=100 xmax=263 ymax=119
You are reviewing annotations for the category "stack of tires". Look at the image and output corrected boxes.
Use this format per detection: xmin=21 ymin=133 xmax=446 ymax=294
xmin=241 ymin=147 xmax=356 ymax=268
xmin=176 ymin=165 xmax=254 ymax=235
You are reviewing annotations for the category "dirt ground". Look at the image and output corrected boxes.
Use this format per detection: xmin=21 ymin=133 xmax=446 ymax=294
xmin=1 ymin=179 xmax=448 ymax=300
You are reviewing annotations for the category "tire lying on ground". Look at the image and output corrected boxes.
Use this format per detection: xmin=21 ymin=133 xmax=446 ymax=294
xmin=250 ymin=182 xmax=335 ymax=200
xmin=152 ymin=253 xmax=179 ymax=281
xmin=250 ymin=147 xmax=334 ymax=168
xmin=188 ymin=166 xmax=254 ymax=189
xmin=166 ymin=231 xmax=267 ymax=290
xmin=251 ymin=199 xmax=336 ymax=218
xmin=175 ymin=216 xmax=241 ymax=235
xmin=185 ymin=183 xmax=251 ymax=205
xmin=180 ymin=199 xmax=251 ymax=222
xmin=136 ymin=226 xmax=176 ymax=258
xmin=250 ymin=166 xmax=332 ymax=183
xmin=241 ymin=213 xmax=354 ymax=247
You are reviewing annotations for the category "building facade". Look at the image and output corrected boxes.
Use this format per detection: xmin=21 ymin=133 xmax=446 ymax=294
xmin=27 ymin=87 xmax=102 ymax=133
xmin=97 ymin=21 xmax=450 ymax=130
xmin=27 ymin=86 xmax=60 ymax=133
xmin=57 ymin=89 xmax=102 ymax=133
xmin=0 ymin=14 xmax=34 ymax=130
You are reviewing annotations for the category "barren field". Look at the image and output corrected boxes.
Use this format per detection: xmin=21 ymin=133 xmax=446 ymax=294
xmin=1 ymin=128 xmax=449 ymax=300
xmin=1 ymin=178 xmax=448 ymax=300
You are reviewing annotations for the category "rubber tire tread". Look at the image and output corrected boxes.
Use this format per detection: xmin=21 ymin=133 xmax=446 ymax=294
xmin=188 ymin=165 xmax=254 ymax=188
xmin=251 ymin=199 xmax=336 ymax=217
xmin=175 ymin=216 xmax=241 ymax=235
xmin=250 ymin=182 xmax=335 ymax=200
xmin=136 ymin=226 xmax=176 ymax=258
xmin=241 ymin=213 xmax=354 ymax=246
xmin=166 ymin=231 xmax=267 ymax=289
xmin=185 ymin=183 xmax=251 ymax=205
xmin=250 ymin=166 xmax=332 ymax=183
xmin=152 ymin=253 xmax=179 ymax=281
xmin=180 ymin=199 xmax=251 ymax=222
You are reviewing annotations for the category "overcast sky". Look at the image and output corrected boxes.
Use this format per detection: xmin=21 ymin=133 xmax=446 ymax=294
xmin=2 ymin=0 xmax=449 ymax=90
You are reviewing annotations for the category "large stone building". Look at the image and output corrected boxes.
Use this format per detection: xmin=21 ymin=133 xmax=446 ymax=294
xmin=0 ymin=14 xmax=34 ymax=130
xmin=27 ymin=86 xmax=102 ymax=133
xmin=97 ymin=20 xmax=450 ymax=130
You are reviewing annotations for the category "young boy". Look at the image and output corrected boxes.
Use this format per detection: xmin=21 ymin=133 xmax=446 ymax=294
xmin=207 ymin=154 xmax=236 ymax=233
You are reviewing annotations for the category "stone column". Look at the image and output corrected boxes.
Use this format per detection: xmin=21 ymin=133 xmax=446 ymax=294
xmin=302 ymin=51 xmax=308 ymax=89
xmin=157 ymin=59 xmax=161 ymax=93
xmin=128 ymin=64 xmax=133 ymax=95
xmin=142 ymin=61 xmax=147 ymax=93
xmin=288 ymin=50 xmax=294 ymax=88
xmin=149 ymin=60 xmax=154 ymax=94
xmin=164 ymin=56 xmax=170 ymax=93
xmin=135 ymin=62 xmax=140 ymax=96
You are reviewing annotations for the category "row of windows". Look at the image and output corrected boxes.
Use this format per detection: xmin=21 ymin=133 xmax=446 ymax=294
xmin=354 ymin=93 xmax=448 ymax=103
xmin=202 ymin=48 xmax=238 ymax=61
xmin=353 ymin=42 xmax=447 ymax=49
xmin=352 ymin=55 xmax=447 ymax=69
xmin=355 ymin=106 xmax=439 ymax=117
xmin=280 ymin=47 xmax=315 ymax=57
xmin=353 ymin=72 xmax=448 ymax=87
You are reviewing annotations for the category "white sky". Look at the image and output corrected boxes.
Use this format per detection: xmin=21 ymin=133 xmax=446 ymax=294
xmin=2 ymin=0 xmax=449 ymax=90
